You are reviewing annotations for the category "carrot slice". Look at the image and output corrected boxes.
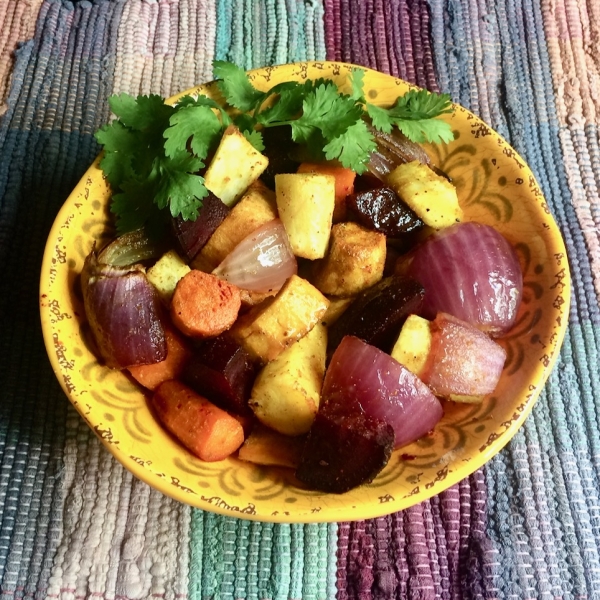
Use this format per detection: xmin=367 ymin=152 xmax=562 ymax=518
xmin=152 ymin=380 xmax=245 ymax=461
xmin=171 ymin=270 xmax=241 ymax=338
xmin=297 ymin=162 xmax=356 ymax=222
xmin=128 ymin=323 xmax=192 ymax=390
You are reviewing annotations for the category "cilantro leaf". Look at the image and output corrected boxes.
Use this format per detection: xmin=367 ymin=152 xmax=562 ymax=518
xmin=387 ymin=89 xmax=453 ymax=120
xmin=109 ymin=94 xmax=174 ymax=132
xmin=395 ymin=118 xmax=455 ymax=144
xmin=95 ymin=121 xmax=140 ymax=187
xmin=291 ymin=83 xmax=362 ymax=144
xmin=256 ymin=81 xmax=306 ymax=125
xmin=153 ymin=152 xmax=207 ymax=220
xmin=214 ymin=60 xmax=265 ymax=112
xmin=323 ymin=120 xmax=376 ymax=174
xmin=164 ymin=104 xmax=222 ymax=159
xmin=366 ymin=104 xmax=393 ymax=133
xmin=350 ymin=69 xmax=365 ymax=101
xmin=110 ymin=178 xmax=160 ymax=234
xmin=243 ymin=129 xmax=265 ymax=151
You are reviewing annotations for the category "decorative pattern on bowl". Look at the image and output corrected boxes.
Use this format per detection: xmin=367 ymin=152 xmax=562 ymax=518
xmin=40 ymin=62 xmax=570 ymax=523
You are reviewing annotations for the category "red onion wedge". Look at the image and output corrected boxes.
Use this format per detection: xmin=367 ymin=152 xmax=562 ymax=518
xmin=213 ymin=219 xmax=297 ymax=293
xmin=405 ymin=222 xmax=523 ymax=336
xmin=81 ymin=249 xmax=166 ymax=369
xmin=322 ymin=336 xmax=443 ymax=449
xmin=424 ymin=313 xmax=507 ymax=399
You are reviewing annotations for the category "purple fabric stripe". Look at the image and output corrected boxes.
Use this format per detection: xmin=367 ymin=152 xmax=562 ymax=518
xmin=323 ymin=0 xmax=438 ymax=90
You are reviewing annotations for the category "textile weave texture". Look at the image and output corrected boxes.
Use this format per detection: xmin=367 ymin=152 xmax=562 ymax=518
xmin=0 ymin=0 xmax=599 ymax=598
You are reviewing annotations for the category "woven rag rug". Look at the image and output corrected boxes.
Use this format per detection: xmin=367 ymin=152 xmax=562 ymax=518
xmin=1 ymin=0 xmax=600 ymax=598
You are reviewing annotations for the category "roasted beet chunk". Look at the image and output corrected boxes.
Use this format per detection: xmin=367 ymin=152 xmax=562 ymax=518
xmin=172 ymin=192 xmax=230 ymax=260
xmin=259 ymin=127 xmax=302 ymax=189
xmin=348 ymin=187 xmax=424 ymax=237
xmin=327 ymin=275 xmax=425 ymax=354
xmin=295 ymin=407 xmax=394 ymax=494
xmin=182 ymin=334 xmax=256 ymax=415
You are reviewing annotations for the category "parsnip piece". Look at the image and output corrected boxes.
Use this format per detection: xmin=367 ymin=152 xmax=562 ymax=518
xmin=249 ymin=323 xmax=326 ymax=436
xmin=387 ymin=161 xmax=462 ymax=229
xmin=238 ymin=425 xmax=305 ymax=468
xmin=311 ymin=222 xmax=386 ymax=297
xmin=192 ymin=182 xmax=277 ymax=272
xmin=391 ymin=314 xmax=432 ymax=377
xmin=231 ymin=274 xmax=329 ymax=363
xmin=146 ymin=250 xmax=191 ymax=303
xmin=321 ymin=296 xmax=354 ymax=326
xmin=275 ymin=173 xmax=335 ymax=259
xmin=204 ymin=126 xmax=269 ymax=207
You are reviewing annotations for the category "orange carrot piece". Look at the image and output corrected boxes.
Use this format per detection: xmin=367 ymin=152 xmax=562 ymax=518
xmin=297 ymin=162 xmax=356 ymax=222
xmin=152 ymin=380 xmax=245 ymax=462
xmin=171 ymin=270 xmax=241 ymax=338
xmin=128 ymin=324 xmax=192 ymax=390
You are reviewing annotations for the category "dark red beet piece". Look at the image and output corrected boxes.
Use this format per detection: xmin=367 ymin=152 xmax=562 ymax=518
xmin=172 ymin=192 xmax=230 ymax=261
xmin=348 ymin=187 xmax=424 ymax=237
xmin=259 ymin=126 xmax=302 ymax=189
xmin=295 ymin=405 xmax=394 ymax=494
xmin=327 ymin=276 xmax=425 ymax=354
xmin=181 ymin=334 xmax=256 ymax=416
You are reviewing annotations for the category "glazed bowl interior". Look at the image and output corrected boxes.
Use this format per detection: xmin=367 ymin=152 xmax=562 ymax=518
xmin=40 ymin=62 xmax=570 ymax=523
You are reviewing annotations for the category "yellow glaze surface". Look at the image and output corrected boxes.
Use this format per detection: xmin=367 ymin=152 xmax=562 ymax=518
xmin=40 ymin=62 xmax=570 ymax=523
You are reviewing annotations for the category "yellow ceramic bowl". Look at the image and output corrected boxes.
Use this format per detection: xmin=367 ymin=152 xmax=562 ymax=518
xmin=40 ymin=62 xmax=570 ymax=523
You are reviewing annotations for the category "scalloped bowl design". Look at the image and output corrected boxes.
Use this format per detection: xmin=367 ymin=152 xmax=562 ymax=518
xmin=40 ymin=62 xmax=570 ymax=523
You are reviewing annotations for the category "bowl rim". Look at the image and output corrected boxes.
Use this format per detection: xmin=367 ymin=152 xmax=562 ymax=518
xmin=40 ymin=60 xmax=571 ymax=523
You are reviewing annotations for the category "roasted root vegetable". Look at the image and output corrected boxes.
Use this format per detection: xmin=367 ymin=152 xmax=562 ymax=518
xmin=238 ymin=425 xmax=305 ymax=468
xmin=295 ymin=404 xmax=395 ymax=494
xmin=296 ymin=162 xmax=356 ymax=222
xmin=151 ymin=380 xmax=245 ymax=461
xmin=275 ymin=173 xmax=335 ymax=259
xmin=81 ymin=249 xmax=166 ymax=369
xmin=249 ymin=323 xmax=326 ymax=436
xmin=128 ymin=323 xmax=191 ymax=390
xmin=310 ymin=222 xmax=386 ymax=297
xmin=182 ymin=334 xmax=256 ymax=415
xmin=232 ymin=274 xmax=329 ymax=363
xmin=387 ymin=161 xmax=462 ymax=229
xmin=192 ymin=182 xmax=277 ymax=272
xmin=146 ymin=250 xmax=191 ymax=304
xmin=170 ymin=270 xmax=241 ymax=338
xmin=204 ymin=126 xmax=269 ymax=206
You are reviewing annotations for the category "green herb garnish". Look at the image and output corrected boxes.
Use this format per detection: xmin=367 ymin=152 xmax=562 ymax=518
xmin=95 ymin=61 xmax=454 ymax=234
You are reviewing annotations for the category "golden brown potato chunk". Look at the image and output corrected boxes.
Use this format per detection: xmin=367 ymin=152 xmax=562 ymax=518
xmin=231 ymin=274 xmax=329 ymax=363
xmin=310 ymin=222 xmax=386 ymax=297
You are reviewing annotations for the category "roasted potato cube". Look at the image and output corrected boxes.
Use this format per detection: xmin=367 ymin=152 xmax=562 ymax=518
xmin=311 ymin=222 xmax=386 ymax=297
xmin=387 ymin=161 xmax=463 ymax=229
xmin=321 ymin=296 xmax=354 ymax=326
xmin=232 ymin=274 xmax=329 ymax=363
xmin=238 ymin=425 xmax=305 ymax=468
xmin=275 ymin=173 xmax=335 ymax=259
xmin=204 ymin=126 xmax=269 ymax=207
xmin=249 ymin=323 xmax=326 ymax=436
xmin=391 ymin=314 xmax=432 ymax=377
xmin=146 ymin=250 xmax=191 ymax=303
xmin=192 ymin=182 xmax=277 ymax=272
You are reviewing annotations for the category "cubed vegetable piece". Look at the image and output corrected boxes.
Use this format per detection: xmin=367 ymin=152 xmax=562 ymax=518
xmin=171 ymin=270 xmax=241 ymax=338
xmin=128 ymin=323 xmax=191 ymax=390
xmin=327 ymin=275 xmax=424 ymax=354
xmin=390 ymin=314 xmax=433 ymax=377
xmin=182 ymin=334 xmax=257 ymax=416
xmin=238 ymin=425 xmax=305 ymax=468
xmin=146 ymin=250 xmax=191 ymax=304
xmin=232 ymin=274 xmax=329 ymax=363
xmin=310 ymin=222 xmax=386 ymax=297
xmin=204 ymin=125 xmax=269 ymax=206
xmin=424 ymin=313 xmax=507 ymax=401
xmin=387 ymin=161 xmax=462 ymax=229
xmin=347 ymin=186 xmax=424 ymax=237
xmin=171 ymin=193 xmax=230 ymax=261
xmin=192 ymin=182 xmax=278 ymax=272
xmin=275 ymin=173 xmax=335 ymax=259
xmin=295 ymin=404 xmax=395 ymax=494
xmin=249 ymin=323 xmax=326 ymax=436
xmin=151 ymin=380 xmax=245 ymax=462
xmin=321 ymin=296 xmax=354 ymax=327
xmin=297 ymin=162 xmax=356 ymax=222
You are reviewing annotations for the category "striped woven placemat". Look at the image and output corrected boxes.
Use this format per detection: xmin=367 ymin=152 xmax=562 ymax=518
xmin=0 ymin=0 xmax=598 ymax=598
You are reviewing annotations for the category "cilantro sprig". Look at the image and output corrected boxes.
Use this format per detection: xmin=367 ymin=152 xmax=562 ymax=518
xmin=95 ymin=61 xmax=454 ymax=234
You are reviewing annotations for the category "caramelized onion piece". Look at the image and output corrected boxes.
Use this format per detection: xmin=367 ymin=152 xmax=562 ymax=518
xmin=98 ymin=229 xmax=163 ymax=267
xmin=81 ymin=249 xmax=166 ymax=369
